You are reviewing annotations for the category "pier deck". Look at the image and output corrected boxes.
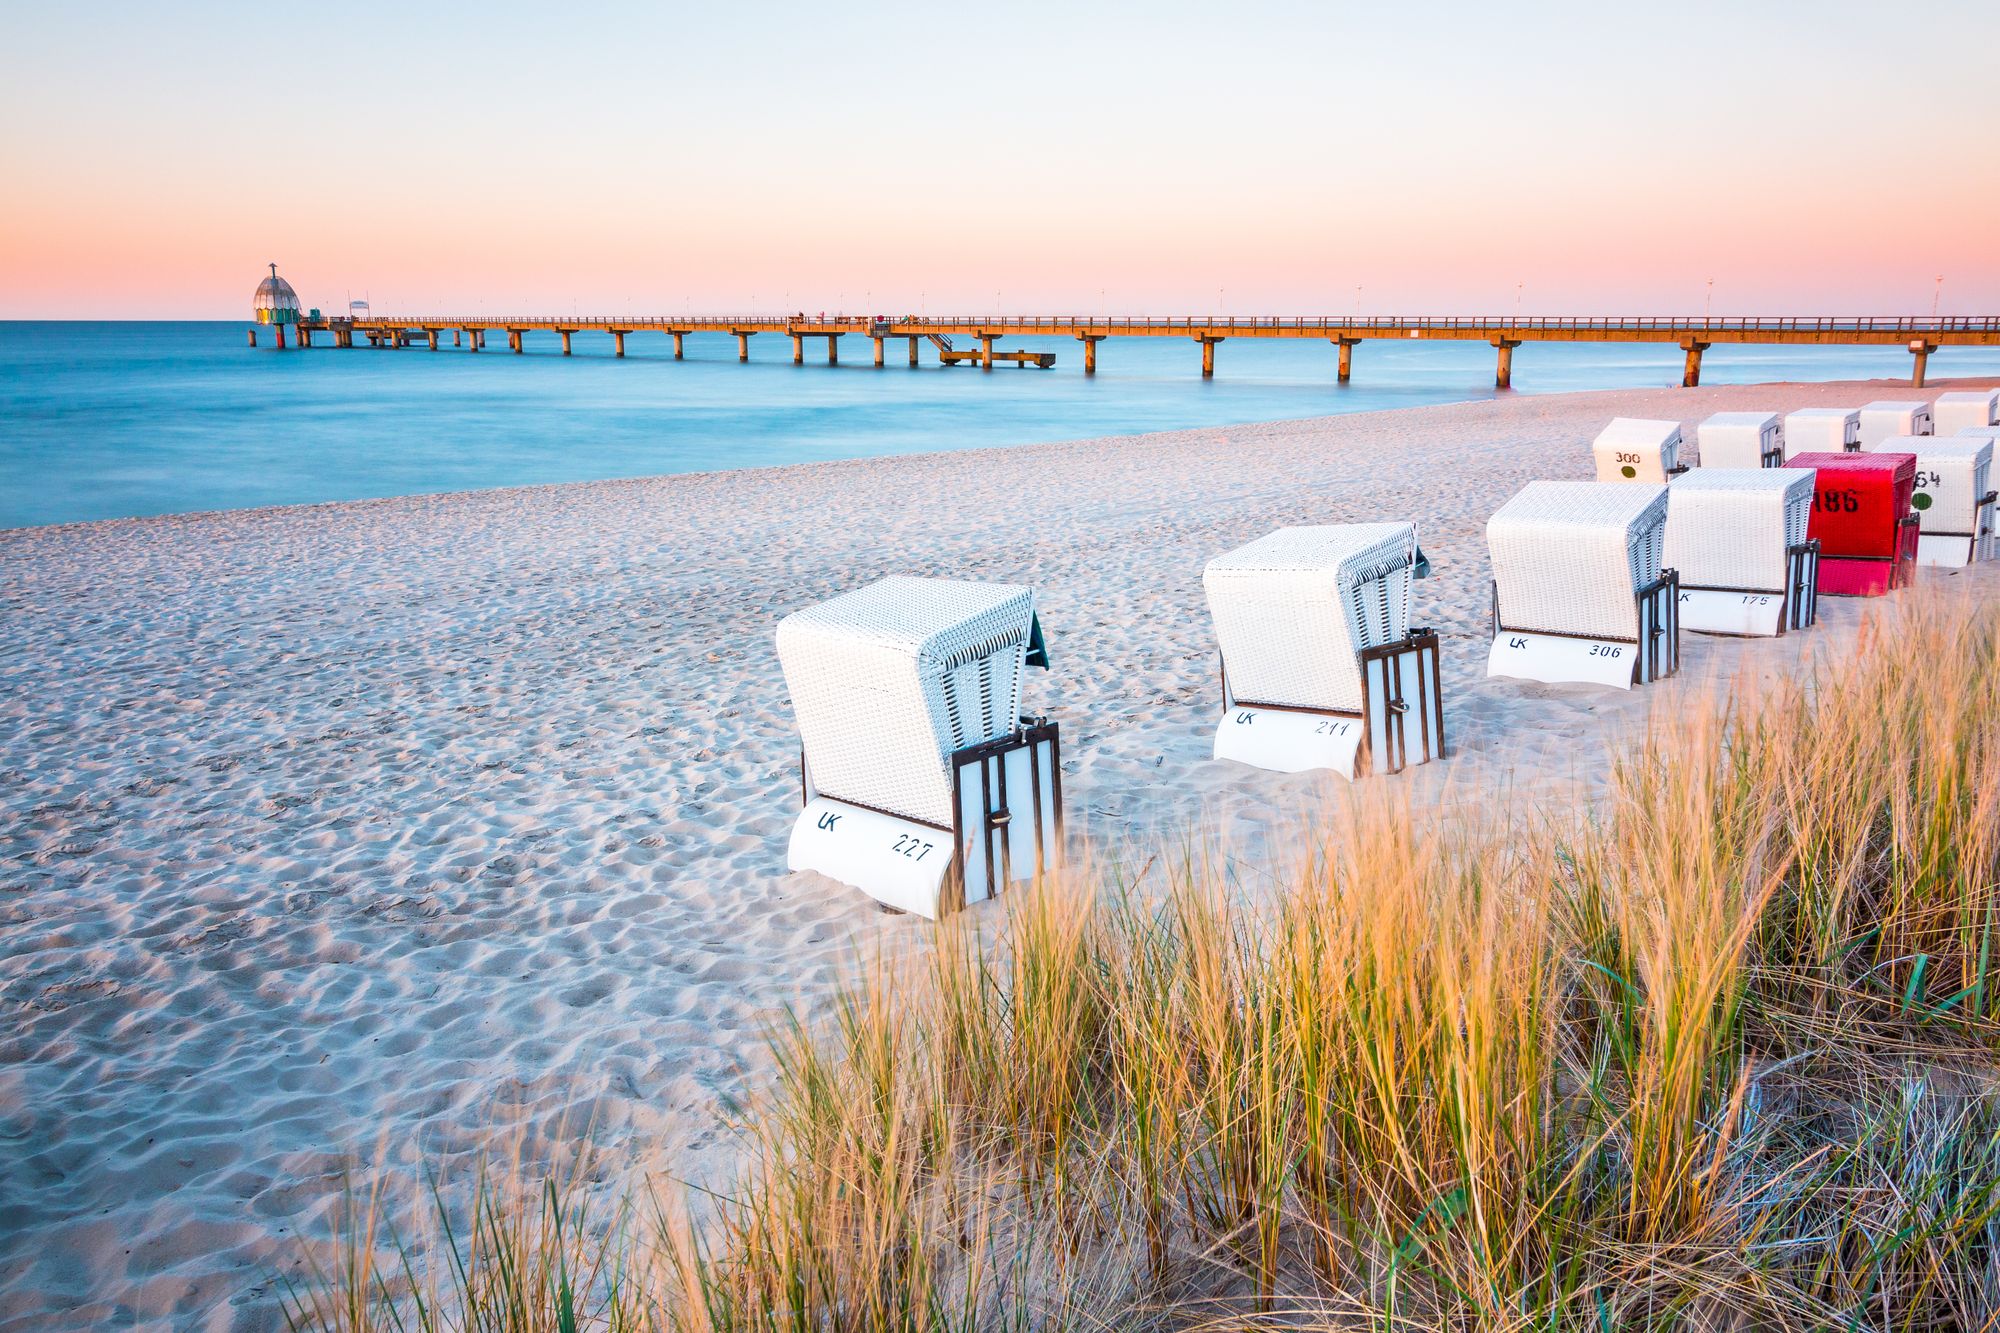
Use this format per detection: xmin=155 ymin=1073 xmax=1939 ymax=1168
xmin=288 ymin=313 xmax=2000 ymax=388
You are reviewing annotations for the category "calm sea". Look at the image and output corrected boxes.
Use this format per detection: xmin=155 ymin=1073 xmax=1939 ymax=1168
xmin=4 ymin=321 xmax=1997 ymax=531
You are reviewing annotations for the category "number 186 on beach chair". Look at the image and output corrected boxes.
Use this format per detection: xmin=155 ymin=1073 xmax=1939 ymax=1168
xmin=1787 ymin=452 xmax=1920 ymax=596
xmin=1485 ymin=481 xmax=1680 ymax=689
xmin=776 ymin=576 xmax=1061 ymax=919
xmin=1202 ymin=523 xmax=1443 ymax=778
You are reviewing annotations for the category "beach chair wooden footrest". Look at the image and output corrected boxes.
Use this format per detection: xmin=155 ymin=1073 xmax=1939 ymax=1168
xmin=788 ymin=719 xmax=1062 ymax=919
xmin=1678 ymin=541 xmax=1820 ymax=637
xmin=1214 ymin=630 xmax=1443 ymax=777
xmin=1486 ymin=573 xmax=1680 ymax=689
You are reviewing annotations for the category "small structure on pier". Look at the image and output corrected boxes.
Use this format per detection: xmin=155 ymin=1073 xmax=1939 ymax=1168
xmin=250 ymin=264 xmax=301 ymax=349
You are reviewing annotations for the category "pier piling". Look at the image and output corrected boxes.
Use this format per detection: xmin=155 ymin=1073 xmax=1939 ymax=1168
xmin=872 ymin=335 xmax=884 ymax=368
xmin=1680 ymin=338 xmax=1709 ymax=387
xmin=1334 ymin=336 xmax=1359 ymax=382
xmin=1196 ymin=335 xmax=1222 ymax=377
xmin=613 ymin=330 xmax=627 ymax=358
xmin=1909 ymin=340 xmax=1937 ymax=387
xmin=560 ymin=329 xmax=573 ymax=355
xmin=826 ymin=335 xmax=839 ymax=365
xmin=426 ymin=329 xmax=439 ymax=351
xmin=791 ymin=334 xmax=803 ymax=364
xmin=1491 ymin=337 xmax=1521 ymax=388
xmin=735 ymin=331 xmax=753 ymax=361
xmin=979 ymin=334 xmax=995 ymax=370
xmin=672 ymin=331 xmax=686 ymax=359
xmin=908 ymin=335 xmax=920 ymax=367
xmin=1079 ymin=333 xmax=1102 ymax=374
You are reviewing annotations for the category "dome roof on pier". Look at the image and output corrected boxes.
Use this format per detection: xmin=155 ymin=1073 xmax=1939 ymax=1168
xmin=253 ymin=264 xmax=299 ymax=313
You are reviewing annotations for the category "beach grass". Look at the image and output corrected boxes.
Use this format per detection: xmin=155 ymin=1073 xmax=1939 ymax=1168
xmin=282 ymin=584 xmax=2000 ymax=1331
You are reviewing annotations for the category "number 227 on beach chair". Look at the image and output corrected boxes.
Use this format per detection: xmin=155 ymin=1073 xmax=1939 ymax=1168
xmin=776 ymin=576 xmax=1061 ymax=920
xmin=1202 ymin=523 xmax=1442 ymax=778
xmin=1787 ymin=452 xmax=1919 ymax=596
xmin=1485 ymin=481 xmax=1679 ymax=689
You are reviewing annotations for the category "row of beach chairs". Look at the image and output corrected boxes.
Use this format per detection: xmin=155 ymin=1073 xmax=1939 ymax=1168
xmin=775 ymin=387 xmax=2000 ymax=918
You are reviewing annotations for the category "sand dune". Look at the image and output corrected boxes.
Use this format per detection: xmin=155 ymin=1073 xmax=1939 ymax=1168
xmin=1 ymin=377 xmax=1994 ymax=1330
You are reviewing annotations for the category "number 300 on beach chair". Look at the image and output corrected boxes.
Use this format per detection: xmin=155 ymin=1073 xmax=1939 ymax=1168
xmin=1593 ymin=418 xmax=1687 ymax=481
xmin=1202 ymin=523 xmax=1443 ymax=778
xmin=776 ymin=576 xmax=1061 ymax=919
xmin=1486 ymin=482 xmax=1679 ymax=689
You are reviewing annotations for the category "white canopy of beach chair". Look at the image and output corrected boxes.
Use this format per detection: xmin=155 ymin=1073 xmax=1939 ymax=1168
xmin=1870 ymin=434 xmax=1995 ymax=565
xmin=1592 ymin=417 xmax=1684 ymax=482
xmin=1488 ymin=481 xmax=1668 ymax=642
xmin=1697 ymin=411 xmax=1784 ymax=469
xmin=1857 ymin=400 xmax=1934 ymax=449
xmin=1934 ymin=389 xmax=2000 ymax=436
xmin=1662 ymin=469 xmax=1820 ymax=634
xmin=1783 ymin=407 xmax=1861 ymax=458
xmin=1203 ymin=522 xmax=1415 ymax=713
xmin=777 ymin=575 xmax=1035 ymax=828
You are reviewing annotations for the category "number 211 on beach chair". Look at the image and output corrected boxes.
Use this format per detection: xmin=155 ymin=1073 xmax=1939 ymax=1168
xmin=1485 ymin=481 xmax=1680 ymax=689
xmin=1202 ymin=523 xmax=1443 ymax=778
xmin=776 ymin=575 xmax=1061 ymax=919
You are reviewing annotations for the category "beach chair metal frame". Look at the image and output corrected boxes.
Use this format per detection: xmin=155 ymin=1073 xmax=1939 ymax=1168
xmin=792 ymin=716 xmax=1062 ymax=919
xmin=1488 ymin=572 xmax=1681 ymax=686
xmin=1214 ymin=627 xmax=1444 ymax=777
xmin=1675 ymin=541 xmax=1821 ymax=637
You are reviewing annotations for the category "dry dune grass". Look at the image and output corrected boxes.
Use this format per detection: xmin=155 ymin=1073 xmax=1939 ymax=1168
xmin=282 ymin=586 xmax=2000 ymax=1332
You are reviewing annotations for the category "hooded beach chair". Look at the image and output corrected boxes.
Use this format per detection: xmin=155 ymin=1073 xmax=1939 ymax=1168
xmin=1784 ymin=407 xmax=1861 ymax=457
xmin=1857 ymin=400 xmax=1933 ymax=449
xmin=1787 ymin=452 xmax=1919 ymax=596
xmin=1202 ymin=523 xmax=1442 ymax=778
xmin=1933 ymin=389 xmax=2000 ymax=437
xmin=1593 ymin=417 xmax=1687 ymax=482
xmin=1486 ymin=481 xmax=1679 ymax=688
xmin=1697 ymin=412 xmax=1784 ymax=469
xmin=776 ymin=575 xmax=1060 ymax=918
xmin=1663 ymin=469 xmax=1819 ymax=636
xmin=1868 ymin=435 xmax=1995 ymax=567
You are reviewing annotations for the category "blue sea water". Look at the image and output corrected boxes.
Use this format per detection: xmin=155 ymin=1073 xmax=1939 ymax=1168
xmin=3 ymin=321 xmax=1997 ymax=531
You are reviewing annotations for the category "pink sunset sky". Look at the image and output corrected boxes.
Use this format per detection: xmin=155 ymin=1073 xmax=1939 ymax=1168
xmin=3 ymin=1 xmax=1996 ymax=320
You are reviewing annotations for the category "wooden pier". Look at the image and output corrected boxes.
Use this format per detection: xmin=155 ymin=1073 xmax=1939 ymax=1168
xmin=283 ymin=312 xmax=2000 ymax=388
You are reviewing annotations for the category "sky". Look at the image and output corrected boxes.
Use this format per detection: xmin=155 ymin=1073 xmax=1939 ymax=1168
xmin=2 ymin=1 xmax=1997 ymax=319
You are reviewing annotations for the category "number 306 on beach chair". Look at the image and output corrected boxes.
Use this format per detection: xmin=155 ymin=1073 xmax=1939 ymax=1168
xmin=1663 ymin=469 xmax=1820 ymax=636
xmin=776 ymin=576 xmax=1061 ymax=919
xmin=1486 ymin=482 xmax=1679 ymax=689
xmin=1202 ymin=523 xmax=1442 ymax=778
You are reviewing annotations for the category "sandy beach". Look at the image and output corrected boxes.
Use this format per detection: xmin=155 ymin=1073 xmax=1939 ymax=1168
xmin=3 ymin=377 xmax=1996 ymax=1331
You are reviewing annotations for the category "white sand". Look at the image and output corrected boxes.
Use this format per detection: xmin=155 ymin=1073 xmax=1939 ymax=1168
xmin=2 ymin=377 xmax=1995 ymax=1330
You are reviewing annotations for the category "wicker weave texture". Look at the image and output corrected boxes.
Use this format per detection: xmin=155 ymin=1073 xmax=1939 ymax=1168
xmin=1593 ymin=418 xmax=1683 ymax=482
xmin=1204 ymin=523 xmax=1416 ymax=712
xmin=1870 ymin=436 xmax=1993 ymax=534
xmin=1791 ymin=452 xmax=1917 ymax=559
xmin=1934 ymin=390 xmax=2000 ymax=436
xmin=1698 ymin=412 xmax=1783 ymax=470
xmin=1784 ymin=409 xmax=1860 ymax=458
xmin=778 ymin=576 xmax=1035 ymax=826
xmin=1858 ymin=401 xmax=1933 ymax=450
xmin=1488 ymin=482 xmax=1668 ymax=639
xmin=1664 ymin=468 xmax=1815 ymax=591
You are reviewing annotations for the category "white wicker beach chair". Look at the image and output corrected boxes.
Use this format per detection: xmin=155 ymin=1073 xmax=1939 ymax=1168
xmin=1697 ymin=412 xmax=1785 ymax=469
xmin=1934 ymin=389 xmax=2000 ymax=437
xmin=1783 ymin=408 xmax=1861 ymax=457
xmin=1593 ymin=418 xmax=1685 ymax=482
xmin=776 ymin=575 xmax=1060 ymax=918
xmin=1202 ymin=523 xmax=1443 ymax=777
xmin=1857 ymin=400 xmax=1933 ymax=449
xmin=1868 ymin=435 xmax=1996 ymax=567
xmin=1663 ymin=469 xmax=1819 ymax=635
xmin=1486 ymin=481 xmax=1678 ymax=687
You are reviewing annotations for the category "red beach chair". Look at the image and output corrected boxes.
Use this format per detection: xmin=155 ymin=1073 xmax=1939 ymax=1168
xmin=1788 ymin=451 xmax=1919 ymax=596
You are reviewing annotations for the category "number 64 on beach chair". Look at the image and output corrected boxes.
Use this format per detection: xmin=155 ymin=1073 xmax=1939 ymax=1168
xmin=1202 ymin=523 xmax=1443 ymax=778
xmin=1485 ymin=481 xmax=1680 ymax=689
xmin=776 ymin=576 xmax=1061 ymax=919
